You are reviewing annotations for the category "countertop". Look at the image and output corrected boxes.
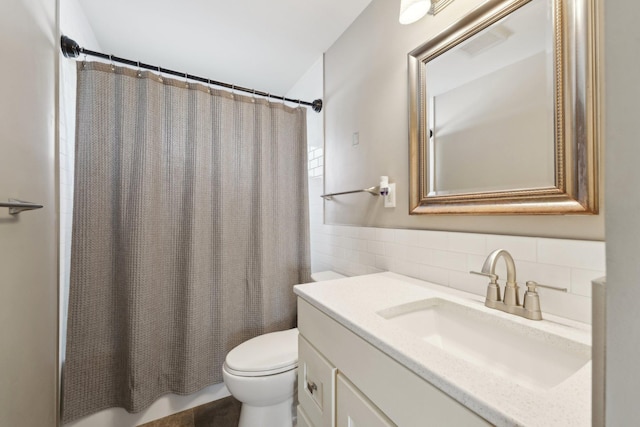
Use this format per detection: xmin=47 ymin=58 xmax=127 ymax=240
xmin=294 ymin=272 xmax=591 ymax=427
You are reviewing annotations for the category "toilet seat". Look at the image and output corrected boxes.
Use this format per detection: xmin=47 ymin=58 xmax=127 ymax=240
xmin=225 ymin=328 xmax=298 ymax=377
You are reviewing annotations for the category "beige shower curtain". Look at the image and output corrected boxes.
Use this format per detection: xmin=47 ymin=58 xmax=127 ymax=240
xmin=62 ymin=62 xmax=311 ymax=422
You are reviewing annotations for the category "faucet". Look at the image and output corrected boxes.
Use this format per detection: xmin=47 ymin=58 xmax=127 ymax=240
xmin=471 ymin=249 xmax=567 ymax=320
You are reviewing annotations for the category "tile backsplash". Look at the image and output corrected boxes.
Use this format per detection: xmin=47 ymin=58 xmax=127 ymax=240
xmin=312 ymin=224 xmax=603 ymax=323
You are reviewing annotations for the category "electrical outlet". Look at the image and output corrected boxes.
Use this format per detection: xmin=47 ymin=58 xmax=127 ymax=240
xmin=352 ymin=132 xmax=359 ymax=146
xmin=384 ymin=183 xmax=396 ymax=208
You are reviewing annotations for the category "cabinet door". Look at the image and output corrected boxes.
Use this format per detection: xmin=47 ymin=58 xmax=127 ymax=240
xmin=336 ymin=373 xmax=396 ymax=427
xmin=297 ymin=405 xmax=315 ymax=427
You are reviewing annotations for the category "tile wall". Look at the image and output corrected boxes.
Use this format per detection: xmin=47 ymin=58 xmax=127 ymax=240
xmin=307 ymin=146 xmax=324 ymax=178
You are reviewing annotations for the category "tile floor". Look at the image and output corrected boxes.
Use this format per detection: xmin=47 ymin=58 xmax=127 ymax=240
xmin=138 ymin=396 xmax=241 ymax=427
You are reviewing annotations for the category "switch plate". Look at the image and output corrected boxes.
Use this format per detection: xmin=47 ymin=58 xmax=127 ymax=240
xmin=384 ymin=183 xmax=396 ymax=208
xmin=352 ymin=132 xmax=359 ymax=146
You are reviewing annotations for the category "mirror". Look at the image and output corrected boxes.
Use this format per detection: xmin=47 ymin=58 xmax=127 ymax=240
xmin=408 ymin=0 xmax=598 ymax=214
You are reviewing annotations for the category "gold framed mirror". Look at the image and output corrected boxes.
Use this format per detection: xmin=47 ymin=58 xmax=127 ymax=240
xmin=408 ymin=0 xmax=598 ymax=214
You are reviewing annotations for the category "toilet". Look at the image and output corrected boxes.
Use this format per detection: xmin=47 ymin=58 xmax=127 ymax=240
xmin=222 ymin=271 xmax=346 ymax=427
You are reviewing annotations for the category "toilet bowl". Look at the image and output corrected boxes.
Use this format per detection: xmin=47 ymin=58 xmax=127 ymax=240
xmin=222 ymin=271 xmax=346 ymax=427
xmin=223 ymin=328 xmax=299 ymax=427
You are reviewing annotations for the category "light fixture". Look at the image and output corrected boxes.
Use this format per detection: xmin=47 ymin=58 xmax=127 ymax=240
xmin=399 ymin=0 xmax=456 ymax=25
xmin=399 ymin=0 xmax=430 ymax=25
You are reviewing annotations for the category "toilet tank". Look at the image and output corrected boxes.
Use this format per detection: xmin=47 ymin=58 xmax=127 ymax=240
xmin=311 ymin=271 xmax=346 ymax=282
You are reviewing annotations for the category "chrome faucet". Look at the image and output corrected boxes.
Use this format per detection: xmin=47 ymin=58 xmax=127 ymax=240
xmin=471 ymin=249 xmax=567 ymax=320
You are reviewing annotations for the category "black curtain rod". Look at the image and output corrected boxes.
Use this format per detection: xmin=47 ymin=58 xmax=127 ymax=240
xmin=60 ymin=35 xmax=323 ymax=113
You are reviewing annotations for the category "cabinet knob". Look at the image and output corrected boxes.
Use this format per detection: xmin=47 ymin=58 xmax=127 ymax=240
xmin=306 ymin=381 xmax=318 ymax=394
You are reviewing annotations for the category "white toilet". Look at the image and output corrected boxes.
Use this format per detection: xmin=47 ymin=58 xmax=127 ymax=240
xmin=222 ymin=271 xmax=346 ymax=427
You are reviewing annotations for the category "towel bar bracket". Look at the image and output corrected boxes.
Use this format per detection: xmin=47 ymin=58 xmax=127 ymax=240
xmin=0 ymin=199 xmax=44 ymax=215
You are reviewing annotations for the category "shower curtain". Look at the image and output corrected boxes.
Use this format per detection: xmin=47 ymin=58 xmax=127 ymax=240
xmin=62 ymin=62 xmax=311 ymax=422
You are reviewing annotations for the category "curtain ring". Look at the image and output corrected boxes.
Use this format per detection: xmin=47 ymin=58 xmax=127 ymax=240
xmin=282 ymin=95 xmax=286 ymax=105
xmin=184 ymin=72 xmax=189 ymax=88
xmin=207 ymin=79 xmax=212 ymax=94
xmin=157 ymin=66 xmax=163 ymax=82
xmin=251 ymin=89 xmax=256 ymax=103
xmin=109 ymin=54 xmax=115 ymax=71
xmin=231 ymin=84 xmax=235 ymax=99
xmin=136 ymin=61 xmax=142 ymax=78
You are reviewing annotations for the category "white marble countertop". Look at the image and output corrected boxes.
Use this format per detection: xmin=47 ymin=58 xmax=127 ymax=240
xmin=294 ymin=272 xmax=591 ymax=427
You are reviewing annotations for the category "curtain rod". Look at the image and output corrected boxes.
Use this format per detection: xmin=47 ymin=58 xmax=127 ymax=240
xmin=60 ymin=35 xmax=323 ymax=113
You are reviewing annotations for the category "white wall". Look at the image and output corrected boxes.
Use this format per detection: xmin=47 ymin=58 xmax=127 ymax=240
xmin=323 ymin=0 xmax=604 ymax=240
xmin=286 ymin=56 xmax=327 ymax=273
xmin=603 ymin=0 xmax=640 ymax=423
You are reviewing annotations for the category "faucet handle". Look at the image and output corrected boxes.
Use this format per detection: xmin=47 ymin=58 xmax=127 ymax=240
xmin=470 ymin=271 xmax=498 ymax=282
xmin=523 ymin=281 xmax=568 ymax=321
xmin=470 ymin=271 xmax=501 ymax=303
xmin=525 ymin=281 xmax=568 ymax=293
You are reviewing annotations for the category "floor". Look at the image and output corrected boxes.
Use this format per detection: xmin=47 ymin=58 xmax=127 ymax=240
xmin=137 ymin=396 xmax=242 ymax=427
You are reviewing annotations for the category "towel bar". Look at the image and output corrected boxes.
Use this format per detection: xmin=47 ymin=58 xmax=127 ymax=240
xmin=320 ymin=187 xmax=379 ymax=200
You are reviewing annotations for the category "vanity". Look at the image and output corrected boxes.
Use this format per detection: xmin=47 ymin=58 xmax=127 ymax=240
xmin=294 ymin=272 xmax=591 ymax=426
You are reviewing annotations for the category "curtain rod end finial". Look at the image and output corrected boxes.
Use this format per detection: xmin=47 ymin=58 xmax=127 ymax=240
xmin=61 ymin=35 xmax=81 ymax=58
xmin=312 ymin=99 xmax=323 ymax=113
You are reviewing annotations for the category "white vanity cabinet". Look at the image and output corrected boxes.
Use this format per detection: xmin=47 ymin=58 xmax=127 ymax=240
xmin=336 ymin=373 xmax=395 ymax=427
xmin=297 ymin=332 xmax=394 ymax=427
xmin=296 ymin=298 xmax=490 ymax=427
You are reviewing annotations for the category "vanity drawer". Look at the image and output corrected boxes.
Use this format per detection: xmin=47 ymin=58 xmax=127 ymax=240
xmin=298 ymin=335 xmax=336 ymax=427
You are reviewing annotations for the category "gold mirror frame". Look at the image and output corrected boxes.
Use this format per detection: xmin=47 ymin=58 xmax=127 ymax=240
xmin=408 ymin=0 xmax=599 ymax=214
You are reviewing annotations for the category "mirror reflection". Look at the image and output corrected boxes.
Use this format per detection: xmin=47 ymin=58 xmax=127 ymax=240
xmin=426 ymin=0 xmax=554 ymax=196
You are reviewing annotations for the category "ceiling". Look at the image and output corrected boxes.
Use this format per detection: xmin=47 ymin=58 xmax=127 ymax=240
xmin=78 ymin=0 xmax=373 ymax=95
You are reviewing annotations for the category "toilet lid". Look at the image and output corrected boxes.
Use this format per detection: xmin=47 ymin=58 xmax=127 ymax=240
xmin=225 ymin=328 xmax=298 ymax=376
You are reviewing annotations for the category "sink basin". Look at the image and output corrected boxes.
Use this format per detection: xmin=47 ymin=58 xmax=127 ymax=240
xmin=377 ymin=298 xmax=590 ymax=390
